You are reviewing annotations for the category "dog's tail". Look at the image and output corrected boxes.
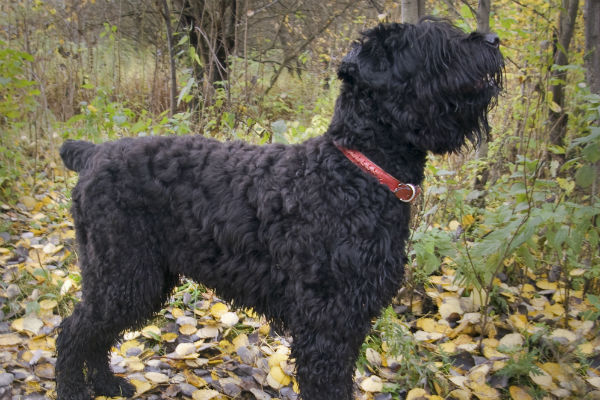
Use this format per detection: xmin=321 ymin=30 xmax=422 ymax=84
xmin=60 ymin=140 xmax=97 ymax=172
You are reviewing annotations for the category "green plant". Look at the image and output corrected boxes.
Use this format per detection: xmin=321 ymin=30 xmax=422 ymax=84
xmin=496 ymin=349 xmax=544 ymax=387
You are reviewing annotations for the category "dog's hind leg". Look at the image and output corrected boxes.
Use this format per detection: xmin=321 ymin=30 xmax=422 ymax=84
xmin=56 ymin=224 xmax=178 ymax=399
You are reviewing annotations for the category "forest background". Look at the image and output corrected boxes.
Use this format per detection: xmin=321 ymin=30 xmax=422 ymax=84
xmin=0 ymin=0 xmax=600 ymax=399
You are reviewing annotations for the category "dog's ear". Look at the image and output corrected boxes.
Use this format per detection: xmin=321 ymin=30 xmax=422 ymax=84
xmin=337 ymin=44 xmax=360 ymax=83
xmin=338 ymin=24 xmax=411 ymax=89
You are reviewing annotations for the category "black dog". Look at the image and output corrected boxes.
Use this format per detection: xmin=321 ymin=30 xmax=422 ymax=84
xmin=56 ymin=19 xmax=503 ymax=400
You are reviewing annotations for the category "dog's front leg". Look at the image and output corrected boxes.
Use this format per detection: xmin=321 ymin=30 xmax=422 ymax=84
xmin=290 ymin=314 xmax=370 ymax=400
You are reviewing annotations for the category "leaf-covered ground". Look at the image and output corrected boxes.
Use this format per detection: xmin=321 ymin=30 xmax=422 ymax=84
xmin=1 ymin=173 xmax=600 ymax=400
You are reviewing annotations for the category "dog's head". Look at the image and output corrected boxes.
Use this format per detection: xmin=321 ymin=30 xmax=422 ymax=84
xmin=336 ymin=18 xmax=504 ymax=154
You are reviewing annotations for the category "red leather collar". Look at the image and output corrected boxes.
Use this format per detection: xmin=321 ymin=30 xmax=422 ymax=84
xmin=336 ymin=144 xmax=421 ymax=203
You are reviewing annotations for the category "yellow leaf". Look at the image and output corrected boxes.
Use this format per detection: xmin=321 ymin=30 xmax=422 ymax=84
xmin=220 ymin=311 xmax=239 ymax=327
xmin=162 ymin=332 xmax=178 ymax=342
xmin=184 ymin=369 xmax=207 ymax=388
xmin=218 ymin=339 xmax=234 ymax=354
xmin=12 ymin=316 xmax=43 ymax=335
xmin=588 ymin=377 xmax=600 ymax=389
xmin=462 ymin=214 xmax=475 ymax=228
xmin=448 ymin=389 xmax=471 ymax=400
xmin=417 ymin=318 xmax=438 ymax=332
xmin=259 ymin=323 xmax=271 ymax=336
xmin=39 ymin=299 xmax=57 ymax=310
xmin=449 ymin=220 xmax=460 ymax=230
xmin=540 ymin=362 xmax=567 ymax=382
xmin=125 ymin=358 xmax=145 ymax=372
xmin=21 ymin=196 xmax=37 ymax=210
xmin=544 ymin=303 xmax=564 ymax=316
xmin=535 ymin=280 xmax=557 ymax=290
xmin=406 ymin=388 xmax=428 ymax=399
xmin=175 ymin=342 xmax=197 ymax=357
xmin=549 ymin=329 xmax=576 ymax=343
xmin=529 ymin=368 xmax=553 ymax=389
xmin=268 ymin=352 xmax=288 ymax=368
xmin=197 ymin=326 xmax=219 ymax=338
xmin=577 ymin=342 xmax=594 ymax=355
xmin=34 ymin=363 xmax=55 ymax=379
xmin=509 ymin=386 xmax=533 ymax=400
xmin=269 ymin=365 xmax=291 ymax=386
xmin=180 ymin=324 xmax=198 ymax=336
xmin=192 ymin=389 xmax=220 ymax=400
xmin=145 ymin=372 xmax=169 ymax=384
xmin=549 ymin=101 xmax=562 ymax=113
xmin=482 ymin=346 xmax=506 ymax=359
xmin=439 ymin=341 xmax=456 ymax=354
xmin=468 ymin=382 xmax=499 ymax=400
xmin=141 ymin=325 xmax=162 ymax=339
xmin=498 ymin=333 xmax=524 ymax=349
xmin=210 ymin=303 xmax=228 ymax=318
xmin=508 ymin=314 xmax=528 ymax=331
xmin=521 ymin=284 xmax=536 ymax=297
xmin=359 ymin=376 xmax=383 ymax=393
xmin=440 ymin=297 xmax=463 ymax=320
xmin=130 ymin=378 xmax=153 ymax=395
xmin=569 ymin=268 xmax=586 ymax=277
xmin=171 ymin=307 xmax=185 ymax=318
xmin=120 ymin=340 xmax=143 ymax=356
xmin=232 ymin=333 xmax=249 ymax=351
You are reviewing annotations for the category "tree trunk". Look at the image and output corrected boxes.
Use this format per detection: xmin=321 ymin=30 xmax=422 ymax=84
xmin=585 ymin=0 xmax=600 ymax=94
xmin=401 ymin=0 xmax=424 ymax=23
xmin=584 ymin=0 xmax=600 ymax=197
xmin=473 ymin=0 xmax=492 ymax=197
xmin=548 ymin=0 xmax=580 ymax=159
xmin=477 ymin=0 xmax=491 ymax=32
xmin=159 ymin=0 xmax=177 ymax=116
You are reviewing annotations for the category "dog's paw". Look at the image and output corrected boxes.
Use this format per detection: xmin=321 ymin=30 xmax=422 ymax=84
xmin=56 ymin=384 xmax=93 ymax=400
xmin=93 ymin=375 xmax=136 ymax=398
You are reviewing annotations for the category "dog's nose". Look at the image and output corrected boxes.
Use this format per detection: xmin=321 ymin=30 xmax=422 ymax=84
xmin=484 ymin=33 xmax=500 ymax=47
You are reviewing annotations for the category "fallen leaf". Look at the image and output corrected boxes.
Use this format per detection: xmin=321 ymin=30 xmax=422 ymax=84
xmin=175 ymin=342 xmax=197 ymax=357
xmin=468 ymin=381 xmax=499 ymax=400
xmin=448 ymin=389 xmax=471 ymax=400
xmin=141 ymin=324 xmax=162 ymax=339
xmin=588 ymin=377 xmax=600 ymax=389
xmin=0 ymin=333 xmax=23 ymax=346
xmin=549 ymin=329 xmax=576 ymax=344
xmin=535 ymin=280 xmax=557 ymax=290
xmin=406 ymin=387 xmax=428 ymax=399
xmin=232 ymin=333 xmax=249 ymax=350
xmin=359 ymin=375 xmax=383 ymax=392
xmin=192 ymin=389 xmax=220 ymax=400
xmin=220 ymin=311 xmax=239 ymax=327
xmin=366 ymin=347 xmax=382 ymax=366
xmin=39 ymin=299 xmax=57 ymax=310
xmin=498 ymin=333 xmax=524 ymax=350
xmin=509 ymin=386 xmax=532 ymax=400
xmin=197 ymin=326 xmax=219 ymax=338
xmin=145 ymin=371 xmax=169 ymax=384
xmin=12 ymin=316 xmax=43 ymax=335
xmin=440 ymin=296 xmax=464 ymax=320
xmin=34 ymin=363 xmax=55 ymax=379
xmin=131 ymin=379 xmax=153 ymax=395
xmin=180 ymin=324 xmax=198 ymax=335
xmin=210 ymin=303 xmax=228 ymax=319
xmin=268 ymin=351 xmax=288 ymax=368
xmin=269 ymin=365 xmax=291 ymax=386
xmin=529 ymin=368 xmax=553 ymax=389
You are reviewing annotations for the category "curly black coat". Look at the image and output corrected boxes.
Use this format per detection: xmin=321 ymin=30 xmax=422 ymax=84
xmin=56 ymin=19 xmax=503 ymax=400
